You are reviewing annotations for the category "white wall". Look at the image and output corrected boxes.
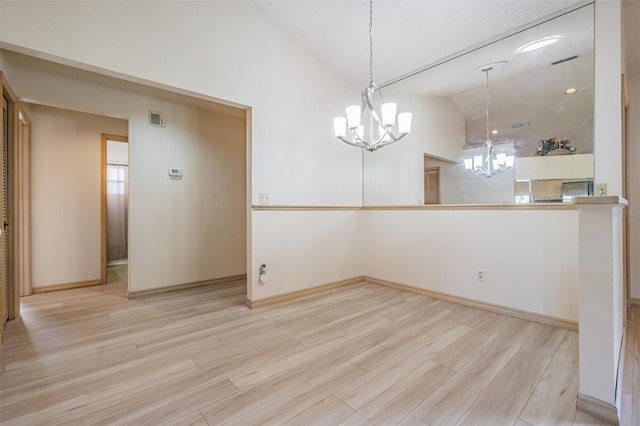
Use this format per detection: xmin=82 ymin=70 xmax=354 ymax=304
xmin=0 ymin=0 xmax=630 ymax=336
xmin=362 ymin=209 xmax=579 ymax=321
xmin=576 ymin=201 xmax=625 ymax=406
xmin=251 ymin=210 xmax=363 ymax=301
xmin=4 ymin=63 xmax=247 ymax=292
xmin=0 ymin=0 xmax=363 ymax=298
xmin=574 ymin=0 xmax=626 ymax=411
xmin=364 ymin=95 xmax=465 ymax=205
xmin=29 ymin=104 xmax=127 ymax=288
xmin=593 ymin=0 xmax=623 ymax=196
xmin=629 ymin=75 xmax=640 ymax=299
xmin=0 ymin=0 xmax=362 ymax=205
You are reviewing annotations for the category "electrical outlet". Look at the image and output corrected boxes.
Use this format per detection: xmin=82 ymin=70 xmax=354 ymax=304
xmin=477 ymin=269 xmax=485 ymax=281
xmin=259 ymin=193 xmax=269 ymax=204
xmin=596 ymin=183 xmax=607 ymax=196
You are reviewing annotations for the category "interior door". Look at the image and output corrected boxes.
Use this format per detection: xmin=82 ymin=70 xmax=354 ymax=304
xmin=424 ymin=167 xmax=440 ymax=205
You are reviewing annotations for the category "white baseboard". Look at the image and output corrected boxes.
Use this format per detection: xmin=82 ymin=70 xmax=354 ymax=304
xmin=364 ymin=276 xmax=578 ymax=331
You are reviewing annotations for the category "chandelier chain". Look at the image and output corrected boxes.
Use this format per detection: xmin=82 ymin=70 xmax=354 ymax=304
xmin=485 ymin=69 xmax=490 ymax=142
xmin=369 ymin=0 xmax=374 ymax=85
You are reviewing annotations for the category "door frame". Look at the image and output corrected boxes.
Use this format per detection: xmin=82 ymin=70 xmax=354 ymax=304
xmin=622 ymin=74 xmax=630 ymax=310
xmin=17 ymin=104 xmax=31 ymax=297
xmin=1 ymin=71 xmax=28 ymax=332
xmin=101 ymin=134 xmax=128 ymax=285
xmin=424 ymin=166 xmax=441 ymax=205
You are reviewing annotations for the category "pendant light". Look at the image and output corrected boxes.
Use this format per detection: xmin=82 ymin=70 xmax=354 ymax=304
xmin=464 ymin=63 xmax=514 ymax=177
xmin=333 ymin=0 xmax=412 ymax=152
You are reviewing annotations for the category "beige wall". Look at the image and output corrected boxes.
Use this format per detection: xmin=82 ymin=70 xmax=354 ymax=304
xmin=15 ymin=66 xmax=247 ymax=292
xmin=29 ymin=104 xmax=127 ymax=288
xmin=130 ymin=105 xmax=246 ymax=291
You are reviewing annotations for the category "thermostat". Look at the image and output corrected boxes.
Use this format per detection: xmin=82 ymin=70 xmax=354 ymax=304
xmin=168 ymin=168 xmax=183 ymax=177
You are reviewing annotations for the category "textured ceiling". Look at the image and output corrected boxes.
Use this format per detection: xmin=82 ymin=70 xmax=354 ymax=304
xmin=249 ymin=0 xmax=589 ymax=86
xmin=250 ymin=0 xmax=638 ymax=158
xmin=385 ymin=3 xmax=595 ymax=157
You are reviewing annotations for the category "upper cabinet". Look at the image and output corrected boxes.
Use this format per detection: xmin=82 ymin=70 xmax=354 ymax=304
xmin=515 ymin=153 xmax=594 ymax=181
xmin=531 ymin=179 xmax=563 ymax=202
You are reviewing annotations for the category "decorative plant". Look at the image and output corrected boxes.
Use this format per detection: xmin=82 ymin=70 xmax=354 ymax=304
xmin=536 ymin=137 xmax=578 ymax=156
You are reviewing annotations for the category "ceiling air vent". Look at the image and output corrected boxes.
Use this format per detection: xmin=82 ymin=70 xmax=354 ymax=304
xmin=149 ymin=110 xmax=163 ymax=127
xmin=511 ymin=121 xmax=531 ymax=128
xmin=551 ymin=55 xmax=579 ymax=66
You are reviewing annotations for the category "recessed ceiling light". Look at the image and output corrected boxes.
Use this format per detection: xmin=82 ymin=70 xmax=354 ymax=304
xmin=491 ymin=130 xmax=499 ymax=135
xmin=517 ymin=36 xmax=564 ymax=53
xmin=565 ymin=88 xmax=577 ymax=95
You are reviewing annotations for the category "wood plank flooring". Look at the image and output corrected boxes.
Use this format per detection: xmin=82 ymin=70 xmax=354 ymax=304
xmin=0 ymin=265 xmax=637 ymax=425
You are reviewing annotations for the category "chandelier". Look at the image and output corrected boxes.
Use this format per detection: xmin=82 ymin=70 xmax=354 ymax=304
xmin=333 ymin=0 xmax=412 ymax=152
xmin=464 ymin=64 xmax=514 ymax=177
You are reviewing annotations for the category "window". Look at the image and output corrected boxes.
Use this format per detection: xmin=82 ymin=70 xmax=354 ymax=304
xmin=106 ymin=165 xmax=126 ymax=195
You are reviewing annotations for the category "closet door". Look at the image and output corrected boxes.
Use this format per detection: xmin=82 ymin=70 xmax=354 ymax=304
xmin=1 ymin=95 xmax=9 ymax=327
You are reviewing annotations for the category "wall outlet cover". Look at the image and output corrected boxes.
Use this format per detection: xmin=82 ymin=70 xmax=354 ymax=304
xmin=259 ymin=193 xmax=269 ymax=204
xmin=596 ymin=183 xmax=607 ymax=196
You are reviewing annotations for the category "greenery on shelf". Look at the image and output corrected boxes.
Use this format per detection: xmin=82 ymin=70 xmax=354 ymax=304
xmin=536 ymin=137 xmax=578 ymax=156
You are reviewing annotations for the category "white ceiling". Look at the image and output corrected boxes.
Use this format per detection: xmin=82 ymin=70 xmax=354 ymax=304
xmin=380 ymin=3 xmax=596 ymax=157
xmin=4 ymin=0 xmax=635 ymax=151
xmin=250 ymin=0 xmax=639 ymax=85
xmin=249 ymin=0 xmax=591 ymax=86
xmin=251 ymin=0 xmax=640 ymax=158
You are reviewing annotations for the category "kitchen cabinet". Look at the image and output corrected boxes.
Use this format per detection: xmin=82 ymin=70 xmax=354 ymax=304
xmin=531 ymin=179 xmax=563 ymax=202
xmin=514 ymin=153 xmax=594 ymax=181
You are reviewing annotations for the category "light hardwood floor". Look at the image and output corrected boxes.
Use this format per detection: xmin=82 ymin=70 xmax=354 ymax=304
xmin=0 ymin=265 xmax=637 ymax=425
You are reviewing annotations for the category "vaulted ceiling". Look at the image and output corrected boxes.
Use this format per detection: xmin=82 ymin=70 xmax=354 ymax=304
xmin=249 ymin=0 xmax=638 ymax=158
xmin=4 ymin=0 xmax=636 ymax=157
xmin=249 ymin=0 xmax=638 ymax=86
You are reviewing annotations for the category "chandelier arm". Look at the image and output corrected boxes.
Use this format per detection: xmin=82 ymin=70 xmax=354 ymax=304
xmin=351 ymin=129 xmax=369 ymax=147
xmin=351 ymin=129 xmax=383 ymax=151
xmin=363 ymin=84 xmax=384 ymax=127
xmin=374 ymin=130 xmax=407 ymax=150
xmin=337 ymin=135 xmax=366 ymax=149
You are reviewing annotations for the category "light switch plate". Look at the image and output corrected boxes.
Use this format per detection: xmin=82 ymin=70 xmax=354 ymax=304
xmin=259 ymin=193 xmax=269 ymax=204
xmin=596 ymin=183 xmax=607 ymax=196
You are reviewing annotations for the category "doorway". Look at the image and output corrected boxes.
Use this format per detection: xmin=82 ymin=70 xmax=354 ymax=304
xmin=102 ymin=134 xmax=129 ymax=286
xmin=424 ymin=167 xmax=440 ymax=205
